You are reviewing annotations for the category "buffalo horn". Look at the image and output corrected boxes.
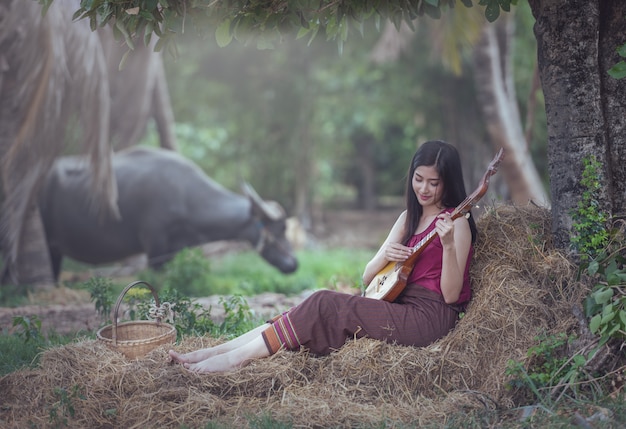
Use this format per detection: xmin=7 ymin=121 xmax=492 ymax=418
xmin=242 ymin=182 xmax=284 ymax=221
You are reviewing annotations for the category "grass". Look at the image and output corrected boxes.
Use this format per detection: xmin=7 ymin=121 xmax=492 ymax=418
xmin=197 ymin=247 xmax=371 ymax=296
xmin=127 ymin=247 xmax=372 ymax=298
xmin=0 ymin=328 xmax=89 ymax=376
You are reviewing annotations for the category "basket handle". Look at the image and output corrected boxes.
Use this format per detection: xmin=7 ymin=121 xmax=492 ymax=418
xmin=112 ymin=281 xmax=162 ymax=345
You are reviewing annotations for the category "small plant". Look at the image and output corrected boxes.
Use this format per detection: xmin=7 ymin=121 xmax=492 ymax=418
xmin=505 ymin=333 xmax=589 ymax=406
xmin=133 ymin=288 xmax=256 ymax=340
xmin=570 ymin=155 xmax=608 ymax=263
xmin=135 ymin=287 xmax=211 ymax=338
xmin=161 ymin=247 xmax=213 ymax=296
xmin=216 ymin=294 xmax=255 ymax=338
xmin=584 ymin=249 xmax=626 ymax=347
xmin=12 ymin=315 xmax=42 ymax=343
xmin=608 ymin=42 xmax=626 ymax=79
xmin=48 ymin=385 xmax=85 ymax=427
xmin=569 ymin=156 xmax=626 ymax=346
xmin=84 ymin=277 xmax=114 ymax=320
xmin=123 ymin=286 xmax=152 ymax=321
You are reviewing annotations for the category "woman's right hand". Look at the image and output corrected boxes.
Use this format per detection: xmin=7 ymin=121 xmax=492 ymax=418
xmin=384 ymin=242 xmax=414 ymax=261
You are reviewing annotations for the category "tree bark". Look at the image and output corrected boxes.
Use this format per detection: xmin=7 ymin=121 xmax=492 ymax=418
xmin=12 ymin=207 xmax=55 ymax=289
xmin=351 ymin=129 xmax=377 ymax=210
xmin=99 ymin=28 xmax=178 ymax=151
xmin=599 ymin=2 xmax=626 ymax=217
xmin=0 ymin=0 xmax=117 ymax=288
xmin=472 ymin=16 xmax=549 ymax=207
xmin=529 ymin=0 xmax=626 ymax=249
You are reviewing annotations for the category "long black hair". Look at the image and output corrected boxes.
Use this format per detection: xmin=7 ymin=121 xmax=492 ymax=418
xmin=401 ymin=140 xmax=478 ymax=245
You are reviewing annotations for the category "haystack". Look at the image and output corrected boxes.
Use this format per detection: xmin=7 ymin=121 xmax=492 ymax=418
xmin=0 ymin=204 xmax=585 ymax=428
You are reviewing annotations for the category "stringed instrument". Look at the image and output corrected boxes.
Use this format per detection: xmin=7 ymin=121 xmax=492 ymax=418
xmin=363 ymin=148 xmax=505 ymax=302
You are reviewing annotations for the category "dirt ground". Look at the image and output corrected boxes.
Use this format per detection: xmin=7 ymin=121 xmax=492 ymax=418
xmin=0 ymin=209 xmax=398 ymax=336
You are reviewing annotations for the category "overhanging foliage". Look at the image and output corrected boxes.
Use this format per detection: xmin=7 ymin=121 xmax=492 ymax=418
xmin=40 ymin=0 xmax=516 ymax=53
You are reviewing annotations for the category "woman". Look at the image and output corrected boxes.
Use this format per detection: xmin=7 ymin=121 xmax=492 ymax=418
xmin=169 ymin=140 xmax=477 ymax=373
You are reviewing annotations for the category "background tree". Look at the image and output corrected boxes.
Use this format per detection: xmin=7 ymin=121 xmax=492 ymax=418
xmin=0 ymin=0 xmax=178 ymax=288
xmin=0 ymin=0 xmax=117 ymax=288
xmin=67 ymin=0 xmax=624 ymax=251
xmin=4 ymin=0 xmax=551 ymax=288
xmin=369 ymin=7 xmax=549 ymax=206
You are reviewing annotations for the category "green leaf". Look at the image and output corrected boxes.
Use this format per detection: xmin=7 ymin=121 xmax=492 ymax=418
xmin=572 ymin=354 xmax=586 ymax=366
xmin=607 ymin=324 xmax=620 ymax=337
xmin=340 ymin=16 xmax=349 ymax=42
xmin=498 ymin=0 xmax=511 ymax=12
xmin=608 ymin=61 xmax=626 ymax=80
xmin=587 ymin=260 xmax=599 ymax=276
xmin=607 ymin=270 xmax=623 ymax=285
xmin=617 ymin=43 xmax=626 ymax=58
xmin=296 ymin=26 xmax=311 ymax=40
xmin=424 ymin=4 xmax=442 ymax=19
xmin=215 ymin=18 xmax=233 ymax=48
xmin=144 ymin=22 xmax=154 ymax=47
xmin=593 ymin=287 xmax=614 ymax=305
xmin=589 ymin=314 xmax=601 ymax=333
xmin=306 ymin=25 xmax=320 ymax=46
xmin=583 ymin=295 xmax=601 ymax=317
xmin=484 ymin=2 xmax=500 ymax=22
xmin=600 ymin=307 xmax=615 ymax=324
xmin=119 ymin=49 xmax=131 ymax=71
xmin=115 ymin=20 xmax=135 ymax=50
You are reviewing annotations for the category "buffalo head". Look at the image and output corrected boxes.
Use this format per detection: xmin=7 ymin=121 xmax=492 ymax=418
xmin=242 ymin=183 xmax=298 ymax=274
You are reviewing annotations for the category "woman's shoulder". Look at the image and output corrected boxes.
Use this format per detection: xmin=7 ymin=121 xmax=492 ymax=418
xmin=386 ymin=210 xmax=408 ymax=240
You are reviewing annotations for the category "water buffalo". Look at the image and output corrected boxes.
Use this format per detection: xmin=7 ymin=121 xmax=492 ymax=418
xmin=38 ymin=147 xmax=298 ymax=280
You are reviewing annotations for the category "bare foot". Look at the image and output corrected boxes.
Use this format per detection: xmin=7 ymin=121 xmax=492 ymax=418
xmin=168 ymin=324 xmax=273 ymax=365
xmin=181 ymin=336 xmax=270 ymax=373
xmin=169 ymin=347 xmax=219 ymax=364
xmin=184 ymin=354 xmax=240 ymax=373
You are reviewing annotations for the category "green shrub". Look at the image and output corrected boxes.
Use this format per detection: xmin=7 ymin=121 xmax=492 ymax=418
xmin=83 ymin=277 xmax=114 ymax=321
xmin=570 ymin=155 xmax=608 ymax=262
xmin=132 ymin=289 xmax=259 ymax=340
xmin=570 ymin=155 xmax=626 ymax=347
xmin=161 ymin=247 xmax=213 ymax=296
xmin=505 ymin=333 xmax=588 ymax=406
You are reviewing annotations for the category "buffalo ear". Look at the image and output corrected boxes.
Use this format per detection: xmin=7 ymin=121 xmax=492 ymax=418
xmin=241 ymin=182 xmax=284 ymax=221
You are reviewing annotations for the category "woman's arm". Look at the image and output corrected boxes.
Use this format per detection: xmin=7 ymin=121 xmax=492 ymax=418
xmin=435 ymin=213 xmax=472 ymax=304
xmin=362 ymin=211 xmax=412 ymax=286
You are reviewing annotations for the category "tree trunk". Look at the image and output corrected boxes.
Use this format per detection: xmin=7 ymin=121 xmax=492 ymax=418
xmin=529 ymin=0 xmax=626 ymax=249
xmin=599 ymin=2 xmax=626 ymax=217
xmin=351 ymin=129 xmax=377 ymax=210
xmin=472 ymin=16 xmax=549 ymax=207
xmin=151 ymin=58 xmax=178 ymax=151
xmin=0 ymin=0 xmax=117 ymax=289
xmin=12 ymin=207 xmax=55 ymax=289
xmin=99 ymin=29 xmax=178 ymax=151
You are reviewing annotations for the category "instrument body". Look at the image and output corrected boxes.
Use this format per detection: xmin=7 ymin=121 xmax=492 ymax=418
xmin=363 ymin=148 xmax=504 ymax=302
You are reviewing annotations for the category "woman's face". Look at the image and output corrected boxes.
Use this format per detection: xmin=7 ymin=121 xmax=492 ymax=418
xmin=412 ymin=165 xmax=443 ymax=209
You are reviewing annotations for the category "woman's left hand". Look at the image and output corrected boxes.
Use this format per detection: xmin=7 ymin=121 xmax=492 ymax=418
xmin=435 ymin=213 xmax=455 ymax=247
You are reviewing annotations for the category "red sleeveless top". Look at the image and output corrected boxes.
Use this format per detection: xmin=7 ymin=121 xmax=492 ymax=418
xmin=405 ymin=210 xmax=473 ymax=305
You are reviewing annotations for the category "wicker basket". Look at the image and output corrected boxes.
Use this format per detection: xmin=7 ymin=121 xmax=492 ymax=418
xmin=97 ymin=280 xmax=176 ymax=359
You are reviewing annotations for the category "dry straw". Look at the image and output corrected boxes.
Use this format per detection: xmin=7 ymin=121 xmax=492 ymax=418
xmin=0 ymin=204 xmax=586 ymax=428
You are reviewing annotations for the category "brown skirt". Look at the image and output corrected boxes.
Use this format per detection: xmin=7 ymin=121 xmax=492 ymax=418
xmin=262 ymin=284 xmax=462 ymax=356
